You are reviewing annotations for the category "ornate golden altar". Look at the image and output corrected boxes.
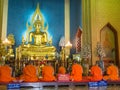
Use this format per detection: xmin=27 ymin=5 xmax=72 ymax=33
xmin=16 ymin=3 xmax=56 ymax=60
xmin=16 ymin=45 xmax=56 ymax=60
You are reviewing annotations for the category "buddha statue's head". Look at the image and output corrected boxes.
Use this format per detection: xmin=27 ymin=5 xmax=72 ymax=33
xmin=34 ymin=19 xmax=42 ymax=32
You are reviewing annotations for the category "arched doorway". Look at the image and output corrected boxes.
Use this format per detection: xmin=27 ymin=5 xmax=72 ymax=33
xmin=100 ymin=23 xmax=119 ymax=67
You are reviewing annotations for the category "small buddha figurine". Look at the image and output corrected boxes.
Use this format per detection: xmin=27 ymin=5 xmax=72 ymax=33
xmin=29 ymin=18 xmax=48 ymax=46
xmin=22 ymin=36 xmax=26 ymax=45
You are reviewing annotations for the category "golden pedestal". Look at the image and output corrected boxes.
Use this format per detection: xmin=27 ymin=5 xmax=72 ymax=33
xmin=16 ymin=44 xmax=56 ymax=60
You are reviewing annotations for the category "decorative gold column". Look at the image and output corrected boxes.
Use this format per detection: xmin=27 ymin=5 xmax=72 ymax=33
xmin=0 ymin=0 xmax=4 ymax=39
xmin=1 ymin=0 xmax=8 ymax=41
xmin=82 ymin=0 xmax=91 ymax=45
xmin=82 ymin=0 xmax=92 ymax=64
xmin=90 ymin=0 xmax=97 ymax=64
xmin=65 ymin=0 xmax=70 ymax=56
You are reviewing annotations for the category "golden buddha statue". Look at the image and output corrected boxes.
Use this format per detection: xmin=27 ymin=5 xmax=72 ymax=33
xmin=29 ymin=16 xmax=48 ymax=46
xmin=16 ymin=3 xmax=56 ymax=60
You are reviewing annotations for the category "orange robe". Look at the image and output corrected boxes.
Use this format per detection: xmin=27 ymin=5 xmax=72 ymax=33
xmin=88 ymin=65 xmax=103 ymax=81
xmin=103 ymin=65 xmax=119 ymax=80
xmin=70 ymin=63 xmax=83 ymax=81
xmin=42 ymin=65 xmax=56 ymax=81
xmin=0 ymin=65 xmax=16 ymax=82
xmin=58 ymin=66 xmax=66 ymax=74
xmin=20 ymin=65 xmax=38 ymax=82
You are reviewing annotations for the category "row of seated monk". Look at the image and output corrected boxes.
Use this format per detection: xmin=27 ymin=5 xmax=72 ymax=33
xmin=0 ymin=60 xmax=119 ymax=83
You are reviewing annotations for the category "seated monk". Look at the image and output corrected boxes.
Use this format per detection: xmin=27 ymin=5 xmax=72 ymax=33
xmin=70 ymin=60 xmax=83 ymax=81
xmin=103 ymin=60 xmax=119 ymax=80
xmin=58 ymin=63 xmax=66 ymax=74
xmin=0 ymin=61 xmax=16 ymax=82
xmin=88 ymin=61 xmax=103 ymax=81
xmin=41 ymin=61 xmax=56 ymax=81
xmin=20 ymin=61 xmax=38 ymax=82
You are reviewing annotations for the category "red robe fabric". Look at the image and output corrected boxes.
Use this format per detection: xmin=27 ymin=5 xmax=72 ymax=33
xmin=103 ymin=65 xmax=119 ymax=80
xmin=20 ymin=65 xmax=38 ymax=82
xmin=0 ymin=65 xmax=15 ymax=82
xmin=58 ymin=66 xmax=66 ymax=74
xmin=88 ymin=65 xmax=103 ymax=81
xmin=70 ymin=63 xmax=83 ymax=81
xmin=41 ymin=65 xmax=56 ymax=81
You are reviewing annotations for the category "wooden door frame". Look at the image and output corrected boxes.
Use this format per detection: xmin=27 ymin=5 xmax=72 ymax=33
xmin=100 ymin=23 xmax=119 ymax=67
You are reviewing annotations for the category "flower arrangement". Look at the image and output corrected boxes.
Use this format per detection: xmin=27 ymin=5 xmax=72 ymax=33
xmin=95 ymin=42 xmax=106 ymax=58
xmin=81 ymin=44 xmax=91 ymax=59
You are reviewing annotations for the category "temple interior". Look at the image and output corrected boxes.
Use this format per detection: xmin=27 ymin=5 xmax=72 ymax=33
xmin=0 ymin=0 xmax=120 ymax=90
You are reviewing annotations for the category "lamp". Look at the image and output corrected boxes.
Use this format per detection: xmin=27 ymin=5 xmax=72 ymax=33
xmin=65 ymin=41 xmax=72 ymax=48
xmin=59 ymin=37 xmax=72 ymax=66
xmin=2 ymin=38 xmax=11 ymax=52
xmin=2 ymin=38 xmax=14 ymax=58
xmin=3 ymin=38 xmax=11 ymax=46
xmin=64 ymin=41 xmax=72 ymax=66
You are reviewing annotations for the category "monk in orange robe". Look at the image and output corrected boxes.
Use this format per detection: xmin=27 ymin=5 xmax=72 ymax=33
xmin=20 ymin=61 xmax=38 ymax=82
xmin=88 ymin=61 xmax=103 ymax=81
xmin=0 ymin=61 xmax=16 ymax=82
xmin=58 ymin=63 xmax=66 ymax=74
xmin=103 ymin=61 xmax=119 ymax=80
xmin=41 ymin=61 xmax=56 ymax=81
xmin=70 ymin=60 xmax=83 ymax=81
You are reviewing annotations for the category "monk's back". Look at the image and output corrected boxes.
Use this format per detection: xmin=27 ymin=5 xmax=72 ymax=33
xmin=90 ymin=65 xmax=103 ymax=81
xmin=107 ymin=65 xmax=118 ymax=75
xmin=0 ymin=65 xmax=12 ymax=82
xmin=22 ymin=65 xmax=38 ymax=82
xmin=58 ymin=66 xmax=66 ymax=74
xmin=42 ymin=65 xmax=56 ymax=81
xmin=103 ymin=64 xmax=119 ymax=80
xmin=42 ymin=65 xmax=53 ymax=76
xmin=107 ymin=65 xmax=119 ymax=80
xmin=71 ymin=63 xmax=83 ymax=81
xmin=72 ymin=64 xmax=82 ymax=75
xmin=23 ymin=65 xmax=37 ymax=76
